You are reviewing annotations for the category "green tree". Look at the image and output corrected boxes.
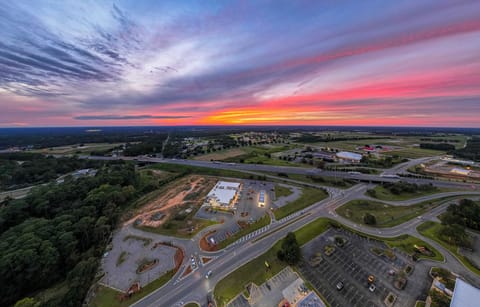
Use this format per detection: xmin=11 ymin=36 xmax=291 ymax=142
xmin=363 ymin=213 xmax=376 ymax=225
xmin=14 ymin=297 xmax=39 ymax=307
xmin=277 ymin=232 xmax=301 ymax=265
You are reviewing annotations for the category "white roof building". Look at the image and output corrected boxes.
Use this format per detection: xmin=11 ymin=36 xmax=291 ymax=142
xmin=450 ymin=279 xmax=480 ymax=307
xmin=450 ymin=168 xmax=471 ymax=176
xmin=336 ymin=151 xmax=363 ymax=162
xmin=206 ymin=181 xmax=241 ymax=207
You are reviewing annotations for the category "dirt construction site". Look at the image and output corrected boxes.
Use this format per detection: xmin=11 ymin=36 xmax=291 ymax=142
xmin=124 ymin=175 xmax=217 ymax=229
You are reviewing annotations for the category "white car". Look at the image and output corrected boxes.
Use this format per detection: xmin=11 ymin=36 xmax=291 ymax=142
xmin=205 ymin=270 xmax=213 ymax=279
xmin=369 ymin=284 xmax=376 ymax=292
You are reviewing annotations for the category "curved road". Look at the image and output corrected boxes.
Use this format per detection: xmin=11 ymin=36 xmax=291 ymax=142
xmin=79 ymin=155 xmax=480 ymax=306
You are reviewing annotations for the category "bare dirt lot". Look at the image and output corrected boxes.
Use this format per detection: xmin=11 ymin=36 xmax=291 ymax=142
xmin=124 ymin=175 xmax=217 ymax=228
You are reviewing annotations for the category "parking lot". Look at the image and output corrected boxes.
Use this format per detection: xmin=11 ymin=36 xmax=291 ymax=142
xmin=196 ymin=179 xmax=274 ymax=245
xmin=228 ymin=267 xmax=299 ymax=307
xmin=100 ymin=227 xmax=177 ymax=291
xmin=236 ymin=180 xmax=274 ymax=221
xmin=272 ymin=184 xmax=301 ymax=209
xmin=298 ymin=228 xmax=430 ymax=307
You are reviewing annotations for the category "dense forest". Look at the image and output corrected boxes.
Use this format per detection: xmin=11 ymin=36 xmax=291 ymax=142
xmin=441 ymin=199 xmax=480 ymax=231
xmin=454 ymin=137 xmax=480 ymax=161
xmin=0 ymin=153 xmax=101 ymax=190
xmin=0 ymin=161 xmax=158 ymax=306
xmin=435 ymin=199 xmax=480 ymax=249
xmin=122 ymin=134 xmax=168 ymax=156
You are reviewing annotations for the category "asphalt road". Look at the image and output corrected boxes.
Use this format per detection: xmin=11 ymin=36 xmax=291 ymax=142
xmin=77 ymin=155 xmax=480 ymax=306
xmin=82 ymin=155 xmax=480 ymax=190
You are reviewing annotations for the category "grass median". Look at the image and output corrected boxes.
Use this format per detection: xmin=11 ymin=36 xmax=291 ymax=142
xmin=273 ymin=187 xmax=328 ymax=220
xmin=417 ymin=221 xmax=480 ymax=275
xmin=149 ymin=163 xmax=254 ymax=180
xmin=336 ymin=197 xmax=463 ymax=228
xmin=270 ymin=172 xmax=355 ymax=189
xmin=368 ymin=185 xmax=452 ymax=201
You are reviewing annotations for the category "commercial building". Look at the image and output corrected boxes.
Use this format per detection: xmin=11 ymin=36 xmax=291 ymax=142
xmin=450 ymin=279 xmax=480 ymax=307
xmin=258 ymin=190 xmax=266 ymax=207
xmin=450 ymin=167 xmax=471 ymax=176
xmin=206 ymin=181 xmax=241 ymax=208
xmin=336 ymin=151 xmax=363 ymax=163
xmin=280 ymin=278 xmax=325 ymax=307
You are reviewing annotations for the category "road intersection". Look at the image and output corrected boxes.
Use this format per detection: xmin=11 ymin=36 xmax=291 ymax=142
xmin=82 ymin=155 xmax=480 ymax=306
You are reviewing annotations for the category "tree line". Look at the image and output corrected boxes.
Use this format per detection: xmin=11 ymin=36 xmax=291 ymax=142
xmin=438 ymin=199 xmax=480 ymax=249
xmin=0 ymin=153 xmax=101 ymax=190
xmin=0 ymin=161 xmax=158 ymax=306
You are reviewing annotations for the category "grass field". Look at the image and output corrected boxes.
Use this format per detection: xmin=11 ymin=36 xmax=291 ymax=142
xmin=387 ymin=147 xmax=445 ymax=159
xmin=273 ymin=187 xmax=328 ymax=219
xmin=275 ymin=185 xmax=293 ymax=198
xmin=307 ymin=138 xmax=395 ymax=151
xmin=149 ymin=163 xmax=255 ymax=180
xmin=136 ymin=218 xmax=218 ymax=238
xmin=263 ymin=172 xmax=355 ymax=189
xmin=417 ymin=221 xmax=480 ymax=275
xmin=89 ymin=269 xmax=176 ymax=307
xmin=193 ymin=148 xmax=248 ymax=161
xmin=304 ymin=134 xmax=467 ymax=152
xmin=368 ymin=185 xmax=452 ymax=201
xmin=336 ymin=198 xmax=447 ymax=228
xmin=221 ymin=146 xmax=298 ymax=166
xmin=193 ymin=145 xmax=297 ymax=167
xmin=214 ymin=217 xmax=332 ymax=305
xmin=32 ymin=142 xmax=124 ymax=155
xmin=218 ymin=214 xmax=271 ymax=249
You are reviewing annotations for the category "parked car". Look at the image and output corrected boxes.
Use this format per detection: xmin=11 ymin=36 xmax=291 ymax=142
xmin=336 ymin=281 xmax=344 ymax=290
xmin=369 ymin=284 xmax=376 ymax=292
xmin=205 ymin=270 xmax=213 ymax=279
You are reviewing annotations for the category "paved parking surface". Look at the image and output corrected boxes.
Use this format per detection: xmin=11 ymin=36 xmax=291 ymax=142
xmin=198 ymin=179 xmax=275 ymax=245
xmin=100 ymin=227 xmax=176 ymax=291
xmin=237 ymin=180 xmax=274 ymax=221
xmin=298 ymin=228 xmax=428 ymax=307
xmin=273 ymin=184 xmax=301 ymax=209
xmin=195 ymin=206 xmax=234 ymax=221
xmin=208 ymin=220 xmax=241 ymax=243
xmin=227 ymin=267 xmax=298 ymax=307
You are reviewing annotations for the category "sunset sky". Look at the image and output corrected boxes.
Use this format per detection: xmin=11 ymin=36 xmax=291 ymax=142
xmin=0 ymin=0 xmax=479 ymax=127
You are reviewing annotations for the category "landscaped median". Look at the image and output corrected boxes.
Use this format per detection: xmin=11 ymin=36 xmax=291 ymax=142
xmin=273 ymin=187 xmax=328 ymax=220
xmin=417 ymin=221 xmax=480 ymax=275
xmin=336 ymin=196 xmax=464 ymax=228
xmin=366 ymin=182 xmax=452 ymax=201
